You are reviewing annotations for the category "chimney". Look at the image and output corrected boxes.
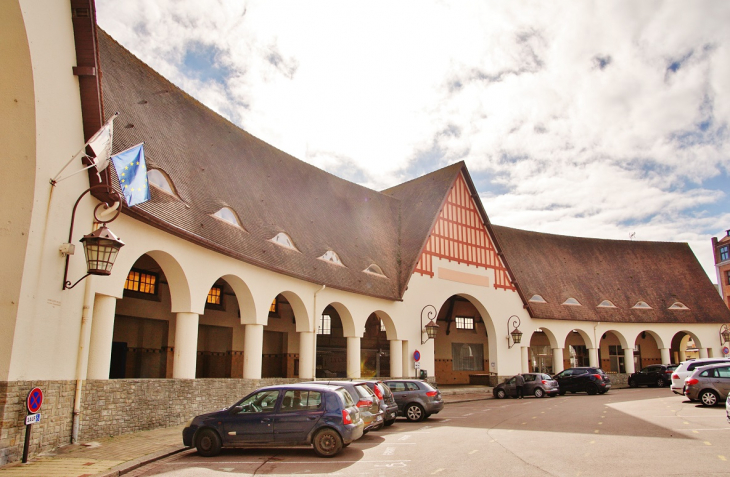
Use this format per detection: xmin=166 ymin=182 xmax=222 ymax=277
xmin=726 ymin=229 xmax=730 ymax=237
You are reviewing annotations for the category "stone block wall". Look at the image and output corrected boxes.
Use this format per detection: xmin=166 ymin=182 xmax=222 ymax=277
xmin=78 ymin=378 xmax=300 ymax=441
xmin=0 ymin=381 xmax=75 ymax=466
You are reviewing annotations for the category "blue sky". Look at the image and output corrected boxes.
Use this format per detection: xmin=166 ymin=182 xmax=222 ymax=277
xmin=97 ymin=1 xmax=730 ymax=282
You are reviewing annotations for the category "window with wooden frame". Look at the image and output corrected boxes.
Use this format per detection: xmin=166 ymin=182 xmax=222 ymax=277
xmin=268 ymin=297 xmax=279 ymax=317
xmin=206 ymin=285 xmax=224 ymax=310
xmin=123 ymin=269 xmax=159 ymax=300
xmin=455 ymin=316 xmax=475 ymax=330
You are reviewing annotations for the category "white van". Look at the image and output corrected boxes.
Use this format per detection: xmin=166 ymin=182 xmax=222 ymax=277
xmin=670 ymin=357 xmax=730 ymax=395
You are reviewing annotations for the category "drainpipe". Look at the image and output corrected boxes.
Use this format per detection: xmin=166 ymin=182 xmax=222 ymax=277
xmin=313 ymin=285 xmax=325 ymax=380
xmin=71 ymin=276 xmax=95 ymax=443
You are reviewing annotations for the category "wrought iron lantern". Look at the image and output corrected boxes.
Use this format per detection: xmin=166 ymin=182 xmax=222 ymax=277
xmin=421 ymin=304 xmax=440 ymax=344
xmin=62 ymin=185 xmax=124 ymax=290
xmin=507 ymin=315 xmax=523 ymax=348
xmin=79 ymin=225 xmax=124 ymax=276
xmin=720 ymin=324 xmax=730 ymax=345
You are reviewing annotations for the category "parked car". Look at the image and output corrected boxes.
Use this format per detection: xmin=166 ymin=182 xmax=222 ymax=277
xmin=303 ymin=381 xmax=384 ymax=432
xmin=726 ymin=391 xmax=730 ymax=424
xmin=384 ymin=379 xmax=444 ymax=422
xmin=683 ymin=363 xmax=730 ymax=406
xmin=355 ymin=379 xmax=399 ymax=427
xmin=494 ymin=373 xmax=559 ymax=399
xmin=628 ymin=364 xmax=678 ymax=388
xmin=182 ymin=383 xmax=364 ymax=457
xmin=553 ymin=367 xmax=611 ymax=395
xmin=670 ymin=358 xmax=730 ymax=395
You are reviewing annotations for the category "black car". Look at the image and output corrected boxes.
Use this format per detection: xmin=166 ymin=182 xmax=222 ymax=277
xmin=182 ymin=383 xmax=364 ymax=457
xmin=553 ymin=367 xmax=611 ymax=395
xmin=628 ymin=364 xmax=678 ymax=388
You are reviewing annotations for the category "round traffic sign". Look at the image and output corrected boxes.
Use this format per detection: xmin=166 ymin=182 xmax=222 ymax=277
xmin=413 ymin=350 xmax=421 ymax=362
xmin=723 ymin=346 xmax=729 ymax=355
xmin=27 ymin=387 xmax=43 ymax=414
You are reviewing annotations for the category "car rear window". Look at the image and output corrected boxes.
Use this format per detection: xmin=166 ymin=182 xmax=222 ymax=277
xmin=688 ymin=360 xmax=729 ymax=371
xmin=355 ymin=384 xmax=375 ymax=399
xmin=377 ymin=383 xmax=393 ymax=398
xmin=336 ymin=388 xmax=354 ymax=407
xmin=541 ymin=374 xmax=552 ymax=380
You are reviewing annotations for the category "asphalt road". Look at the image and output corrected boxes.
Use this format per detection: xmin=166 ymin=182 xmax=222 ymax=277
xmin=129 ymin=388 xmax=729 ymax=476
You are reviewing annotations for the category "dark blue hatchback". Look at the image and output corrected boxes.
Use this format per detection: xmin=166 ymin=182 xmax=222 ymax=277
xmin=183 ymin=383 xmax=364 ymax=457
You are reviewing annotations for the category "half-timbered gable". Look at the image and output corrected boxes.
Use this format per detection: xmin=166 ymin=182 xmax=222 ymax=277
xmin=413 ymin=172 xmax=516 ymax=291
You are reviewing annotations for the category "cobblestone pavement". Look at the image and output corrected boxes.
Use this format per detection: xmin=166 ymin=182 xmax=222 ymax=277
xmin=0 ymin=387 xmax=491 ymax=476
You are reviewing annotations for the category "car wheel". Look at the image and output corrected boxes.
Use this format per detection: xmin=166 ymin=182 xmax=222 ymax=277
xmin=558 ymin=390 xmax=566 ymax=396
xmin=586 ymin=383 xmax=598 ymax=395
xmin=628 ymin=379 xmax=638 ymax=388
xmin=195 ymin=428 xmax=222 ymax=457
xmin=384 ymin=418 xmax=396 ymax=427
xmin=312 ymin=428 xmax=343 ymax=457
xmin=405 ymin=403 xmax=425 ymax=422
xmin=534 ymin=387 xmax=545 ymax=398
xmin=495 ymin=388 xmax=506 ymax=399
xmin=598 ymin=390 xmax=607 ymax=394
xmin=699 ymin=390 xmax=719 ymax=407
xmin=655 ymin=378 xmax=665 ymax=388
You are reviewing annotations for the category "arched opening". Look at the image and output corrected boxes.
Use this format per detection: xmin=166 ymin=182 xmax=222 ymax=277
xmin=529 ymin=329 xmax=552 ymax=374
xmin=195 ymin=278 xmax=238 ymax=378
xmin=671 ymin=331 xmax=701 ymax=363
xmin=111 ymin=254 xmax=174 ymax=378
xmin=433 ymin=295 xmax=491 ymax=384
xmin=565 ymin=329 xmax=591 ymax=369
xmin=361 ymin=313 xmax=390 ymax=377
xmin=315 ymin=305 xmax=347 ymax=378
xmin=261 ymin=293 xmax=300 ymax=378
xmin=633 ymin=330 xmax=664 ymax=368
xmin=598 ymin=330 xmax=629 ymax=373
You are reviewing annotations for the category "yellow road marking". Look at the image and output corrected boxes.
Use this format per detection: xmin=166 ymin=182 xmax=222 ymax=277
xmin=718 ymin=456 xmax=726 ymax=461
xmin=704 ymin=441 xmax=712 ymax=446
xmin=469 ymin=450 xmax=478 ymax=455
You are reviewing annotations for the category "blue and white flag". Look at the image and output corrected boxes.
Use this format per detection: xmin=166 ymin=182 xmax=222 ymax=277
xmin=111 ymin=143 xmax=150 ymax=207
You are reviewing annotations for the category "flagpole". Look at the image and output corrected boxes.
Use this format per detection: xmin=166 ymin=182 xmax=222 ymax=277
xmin=50 ymin=112 xmax=119 ymax=186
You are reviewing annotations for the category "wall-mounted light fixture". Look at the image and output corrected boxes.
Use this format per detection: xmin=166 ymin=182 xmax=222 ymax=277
xmin=62 ymin=185 xmax=124 ymax=290
xmin=507 ymin=315 xmax=523 ymax=349
xmin=720 ymin=324 xmax=730 ymax=346
xmin=420 ymin=304 xmax=440 ymax=345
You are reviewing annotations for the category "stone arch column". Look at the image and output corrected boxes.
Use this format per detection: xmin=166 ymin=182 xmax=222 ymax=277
xmin=87 ymin=293 xmax=118 ymax=379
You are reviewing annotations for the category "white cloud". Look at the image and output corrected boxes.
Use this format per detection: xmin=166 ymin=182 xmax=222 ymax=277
xmin=97 ymin=0 xmax=730 ymax=280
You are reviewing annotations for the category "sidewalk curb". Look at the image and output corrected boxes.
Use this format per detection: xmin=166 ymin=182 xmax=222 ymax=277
xmin=97 ymin=445 xmax=189 ymax=477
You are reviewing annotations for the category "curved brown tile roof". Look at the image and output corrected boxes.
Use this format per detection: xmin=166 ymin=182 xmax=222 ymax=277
xmin=491 ymin=225 xmax=730 ymax=324
xmin=98 ymin=29 xmax=404 ymax=299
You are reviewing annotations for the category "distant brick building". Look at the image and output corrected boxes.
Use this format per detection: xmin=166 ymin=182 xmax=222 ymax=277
xmin=712 ymin=229 xmax=730 ymax=309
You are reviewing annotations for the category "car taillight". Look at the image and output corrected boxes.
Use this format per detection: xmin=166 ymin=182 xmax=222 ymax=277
xmin=426 ymin=391 xmax=438 ymax=397
xmin=686 ymin=378 xmax=699 ymax=386
xmin=356 ymin=399 xmax=373 ymax=408
xmin=342 ymin=409 xmax=352 ymax=425
xmin=373 ymin=386 xmax=383 ymax=399
xmin=672 ymin=374 xmax=679 ymax=379
xmin=541 ymin=380 xmax=547 ymax=385
xmin=664 ymin=370 xmax=672 ymax=374
xmin=592 ymin=374 xmax=602 ymax=380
